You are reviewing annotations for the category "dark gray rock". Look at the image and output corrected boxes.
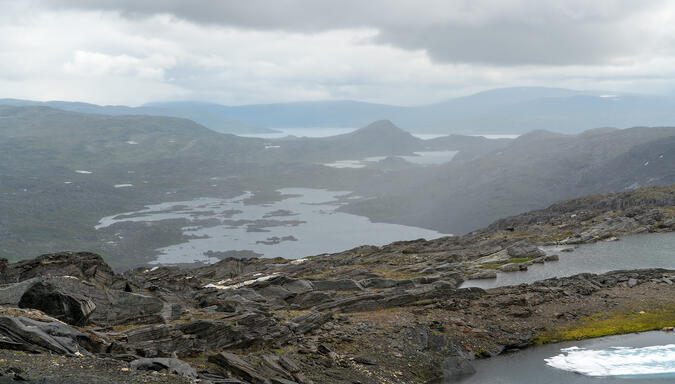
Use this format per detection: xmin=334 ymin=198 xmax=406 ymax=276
xmin=130 ymin=357 xmax=198 ymax=378
xmin=656 ymin=218 xmax=675 ymax=229
xmin=259 ymin=285 xmax=295 ymax=301
xmin=507 ymin=244 xmax=546 ymax=259
xmin=442 ymin=356 xmax=476 ymax=380
xmin=499 ymin=263 xmax=527 ymax=272
xmin=271 ymin=378 xmax=298 ymax=384
xmin=353 ymin=356 xmax=377 ymax=365
xmin=281 ymin=280 xmax=315 ymax=295
xmin=17 ymin=281 xmax=96 ymax=326
xmin=467 ymin=271 xmax=497 ymax=280
xmin=0 ymin=315 xmax=103 ymax=355
xmin=288 ymin=311 xmax=331 ymax=334
xmin=0 ymin=252 xmax=116 ymax=287
xmin=310 ymin=279 xmax=363 ymax=291
xmin=289 ymin=291 xmax=333 ymax=309
xmin=0 ymin=277 xmax=166 ymax=326
xmin=358 ymin=278 xmax=414 ymax=289
xmin=209 ymin=352 xmax=270 ymax=384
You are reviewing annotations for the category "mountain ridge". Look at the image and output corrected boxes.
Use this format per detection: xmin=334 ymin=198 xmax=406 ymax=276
xmin=7 ymin=86 xmax=675 ymax=134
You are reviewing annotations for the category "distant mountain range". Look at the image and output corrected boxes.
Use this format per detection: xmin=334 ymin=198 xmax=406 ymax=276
xmin=0 ymin=98 xmax=274 ymax=135
xmin=5 ymin=87 xmax=675 ymax=135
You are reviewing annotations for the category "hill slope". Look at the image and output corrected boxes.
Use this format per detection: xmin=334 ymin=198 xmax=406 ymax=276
xmin=0 ymin=98 xmax=273 ymax=134
xmin=343 ymin=126 xmax=675 ymax=233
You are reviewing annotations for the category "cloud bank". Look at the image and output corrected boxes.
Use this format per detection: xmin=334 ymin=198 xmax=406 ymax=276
xmin=1 ymin=0 xmax=675 ymax=105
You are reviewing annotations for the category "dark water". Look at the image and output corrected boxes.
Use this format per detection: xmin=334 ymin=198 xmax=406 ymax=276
xmin=462 ymin=233 xmax=675 ymax=289
xmin=456 ymin=332 xmax=675 ymax=383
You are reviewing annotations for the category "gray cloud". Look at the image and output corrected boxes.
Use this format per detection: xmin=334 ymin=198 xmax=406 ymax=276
xmin=42 ymin=0 xmax=671 ymax=66
xmin=2 ymin=0 xmax=675 ymax=106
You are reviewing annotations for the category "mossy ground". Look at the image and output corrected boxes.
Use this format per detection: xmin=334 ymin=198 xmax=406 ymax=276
xmin=534 ymin=304 xmax=675 ymax=344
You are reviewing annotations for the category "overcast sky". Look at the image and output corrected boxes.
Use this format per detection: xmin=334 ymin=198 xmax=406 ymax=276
xmin=2 ymin=0 xmax=675 ymax=106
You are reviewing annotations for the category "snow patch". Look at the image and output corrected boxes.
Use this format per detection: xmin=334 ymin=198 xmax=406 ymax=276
xmin=546 ymin=344 xmax=675 ymax=377
xmin=204 ymin=273 xmax=279 ymax=290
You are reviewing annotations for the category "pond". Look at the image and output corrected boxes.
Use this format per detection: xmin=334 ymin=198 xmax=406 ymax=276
xmin=462 ymin=233 xmax=675 ymax=289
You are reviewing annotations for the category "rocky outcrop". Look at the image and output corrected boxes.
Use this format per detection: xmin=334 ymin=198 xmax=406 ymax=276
xmin=507 ymin=243 xmax=545 ymax=259
xmin=442 ymin=356 xmax=476 ymax=381
xmin=0 ymin=276 xmax=167 ymax=326
xmin=0 ymin=312 xmax=105 ymax=355
xmin=18 ymin=281 xmax=96 ymax=325
xmin=0 ymin=252 xmax=116 ymax=287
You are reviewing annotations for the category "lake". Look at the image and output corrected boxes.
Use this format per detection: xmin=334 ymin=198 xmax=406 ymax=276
xmin=457 ymin=331 xmax=675 ymax=383
xmin=462 ymin=233 xmax=675 ymax=289
xmin=238 ymin=127 xmax=519 ymax=140
xmin=96 ymin=188 xmax=448 ymax=264
xmin=323 ymin=150 xmax=459 ymax=168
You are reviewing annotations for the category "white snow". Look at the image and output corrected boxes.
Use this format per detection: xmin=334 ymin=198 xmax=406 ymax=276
xmin=204 ymin=273 xmax=279 ymax=290
xmin=546 ymin=344 xmax=675 ymax=377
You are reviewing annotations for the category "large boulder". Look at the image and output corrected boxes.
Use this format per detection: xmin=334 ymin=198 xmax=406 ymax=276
xmin=507 ymin=243 xmax=546 ymax=259
xmin=0 ymin=276 xmax=166 ymax=326
xmin=0 ymin=252 xmax=116 ymax=288
xmin=0 ymin=313 xmax=105 ymax=355
xmin=442 ymin=356 xmax=476 ymax=380
xmin=130 ymin=358 xmax=197 ymax=379
xmin=18 ymin=281 xmax=96 ymax=325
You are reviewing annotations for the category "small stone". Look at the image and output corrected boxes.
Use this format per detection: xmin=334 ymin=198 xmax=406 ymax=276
xmin=353 ymin=356 xmax=377 ymax=365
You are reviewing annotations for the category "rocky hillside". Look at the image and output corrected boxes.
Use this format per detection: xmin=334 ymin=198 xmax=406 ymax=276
xmin=0 ymin=185 xmax=673 ymax=383
xmin=0 ymin=186 xmax=675 ymax=384
xmin=345 ymin=126 xmax=675 ymax=234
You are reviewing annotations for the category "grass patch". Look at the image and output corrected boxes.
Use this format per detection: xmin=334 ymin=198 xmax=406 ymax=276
xmin=480 ymin=263 xmax=505 ymax=270
xmin=534 ymin=306 xmax=675 ymax=344
xmin=509 ymin=257 xmax=534 ymax=263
